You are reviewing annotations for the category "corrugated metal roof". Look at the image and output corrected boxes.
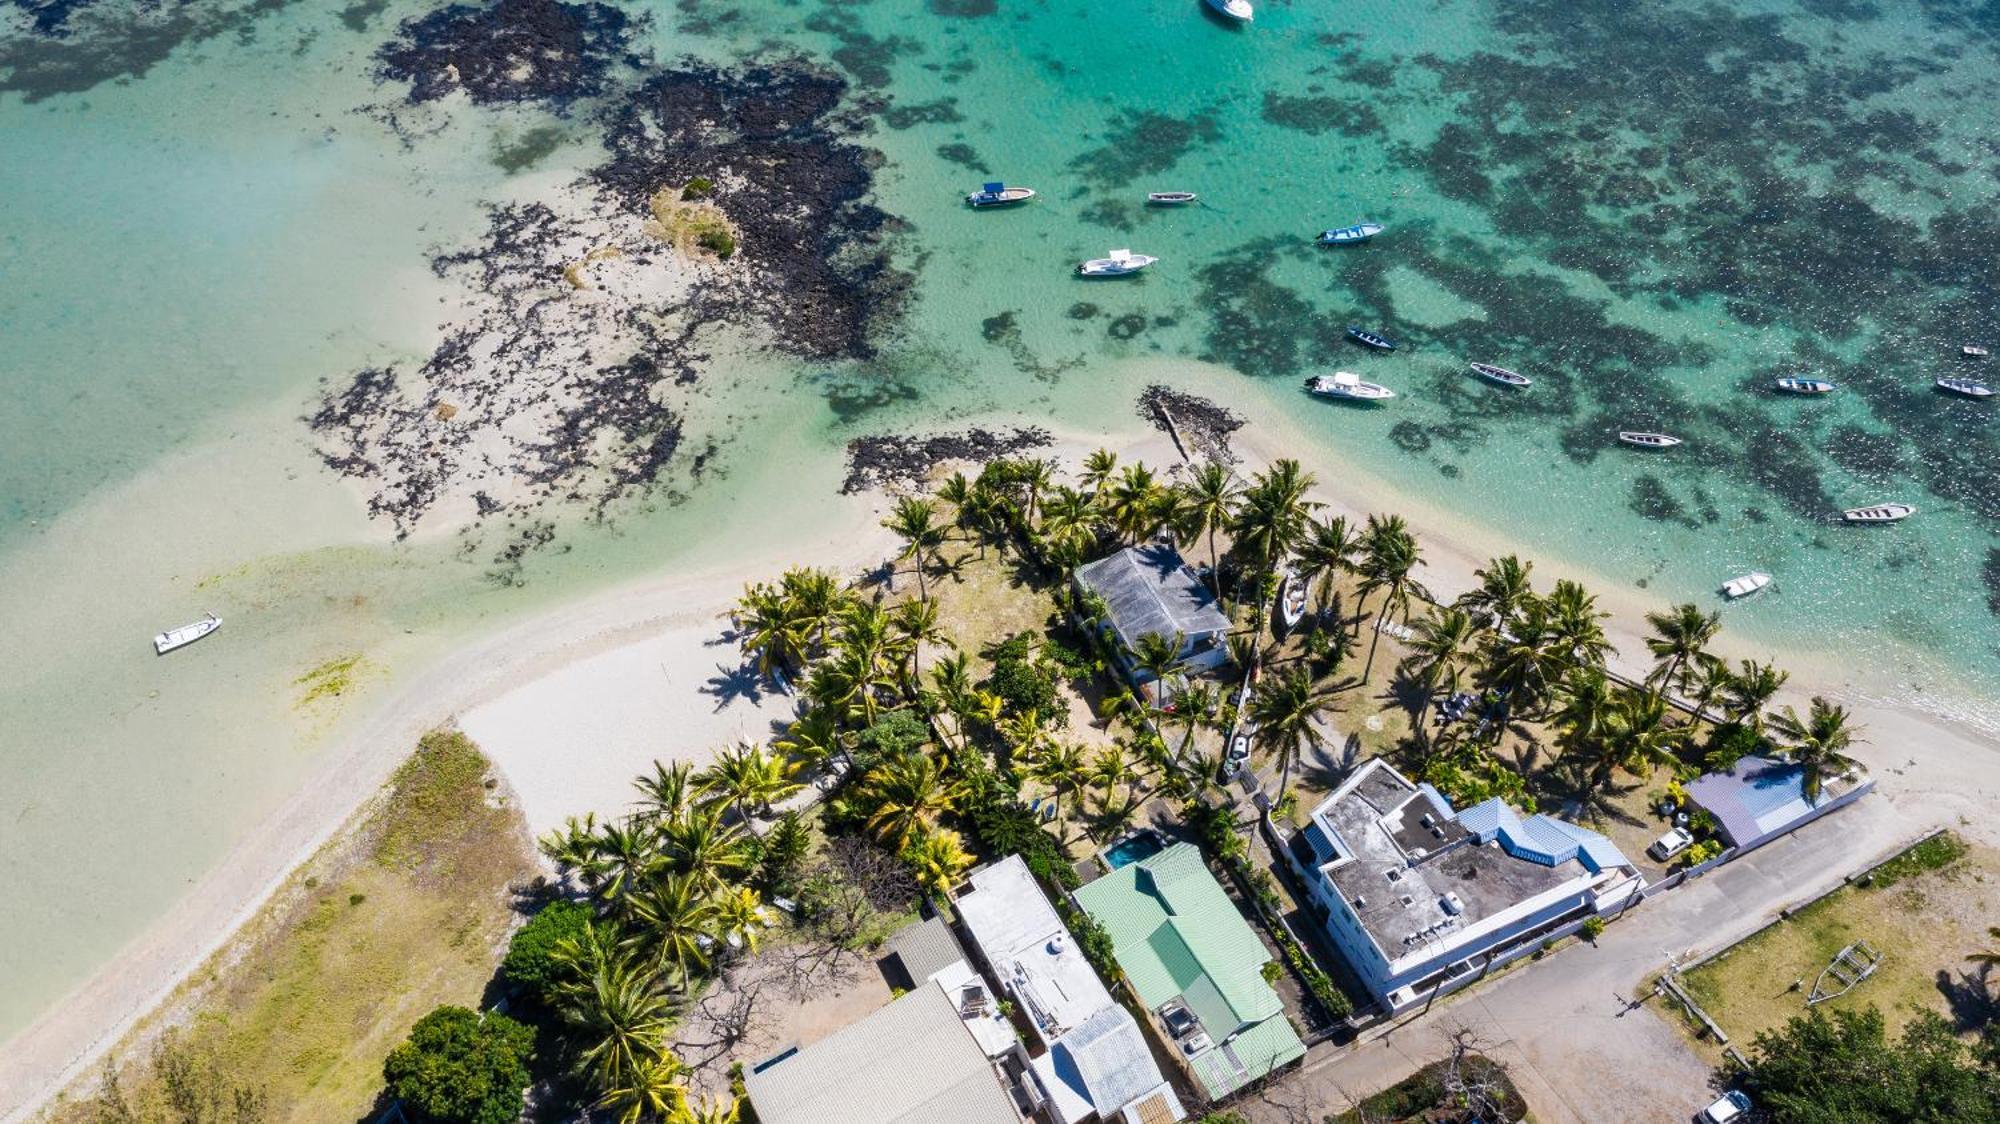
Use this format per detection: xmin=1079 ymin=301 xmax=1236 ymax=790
xmin=1539 ymin=817 xmax=1632 ymax=873
xmin=1688 ymin=755 xmax=1828 ymax=847
xmin=1052 ymin=1006 xmax=1169 ymax=1117
xmin=884 ymin=915 xmax=968 ymax=989
xmin=742 ymin=983 xmax=1018 ymax=1124
xmin=1075 ymin=544 xmax=1231 ymax=654
xmin=1183 ymin=1013 xmax=1306 ymax=1100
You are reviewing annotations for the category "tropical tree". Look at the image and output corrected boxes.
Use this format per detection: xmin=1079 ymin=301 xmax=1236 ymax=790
xmin=1164 ymin=681 xmax=1220 ymax=768
xmin=1089 ymin=745 xmax=1135 ymax=819
xmin=695 ymin=745 xmax=802 ymax=826
xmin=1107 ymin=462 xmax=1170 ymax=544
xmin=890 ymin=596 xmax=947 ymax=690
xmin=1229 ymin=460 xmax=1319 ymax=601
xmin=635 ymin=761 xmax=697 ymax=824
xmin=1682 ymin=654 xmax=1731 ymax=722
xmin=730 ymin=582 xmax=808 ymax=683
xmin=1246 ymin=664 xmax=1336 ymax=799
xmin=658 ymin=807 xmax=753 ymax=893
xmin=1080 ymin=447 xmax=1119 ymax=495
xmin=383 ymin=1006 xmax=536 ymax=1124
xmin=1402 ymin=605 xmax=1478 ymax=728
xmin=1550 ymin=666 xmax=1616 ymax=755
xmin=902 ymin=827 xmax=974 ymax=896
xmin=1722 ymin=658 xmax=1790 ymax=735
xmin=549 ymin=926 xmax=676 ymax=1095
xmin=1127 ymin=629 xmax=1187 ymax=685
xmin=627 ymin=873 xmax=721 ymax=988
xmin=775 ymin=708 xmax=845 ymax=773
xmin=859 ymin=752 xmax=966 ymax=848
xmin=1769 ymin=696 xmax=1863 ymax=800
xmin=1173 ymin=462 xmax=1240 ymax=602
xmin=600 ymin=1051 xmax=689 ymax=1124
xmin=884 ymin=497 xmax=948 ymax=601
xmin=779 ymin=567 xmax=845 ymax=654
xmin=1032 ymin=740 xmax=1093 ymax=837
xmin=1296 ymin=514 xmax=1360 ymax=618
xmin=711 ymin=885 xmax=770 ymax=954
xmin=1355 ymin=514 xmax=1427 ymax=681
xmin=1644 ymin=601 xmax=1721 ymax=694
xmin=1457 ymin=555 xmax=1535 ymax=632
xmin=1570 ymin=690 xmax=1684 ymax=804
xmin=1543 ymin=579 xmax=1612 ymax=676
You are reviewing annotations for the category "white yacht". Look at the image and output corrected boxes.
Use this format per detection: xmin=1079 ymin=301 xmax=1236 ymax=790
xmin=1304 ymin=371 xmax=1394 ymax=402
xmin=1078 ymin=248 xmax=1158 ymax=277
xmin=1206 ymin=0 xmax=1253 ymax=21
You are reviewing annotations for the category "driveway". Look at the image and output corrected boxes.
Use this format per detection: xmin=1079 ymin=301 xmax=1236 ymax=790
xmin=1246 ymin=789 xmax=1924 ymax=1123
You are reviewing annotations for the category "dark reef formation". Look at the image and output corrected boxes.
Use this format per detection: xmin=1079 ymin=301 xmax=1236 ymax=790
xmin=842 ymin=427 xmax=1052 ymax=495
xmin=1138 ymin=384 xmax=1242 ymax=464
xmin=0 ymin=0 xmax=295 ymax=101
xmin=375 ymin=0 xmax=639 ymax=108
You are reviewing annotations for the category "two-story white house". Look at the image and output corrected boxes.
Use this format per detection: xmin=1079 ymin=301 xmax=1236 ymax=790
xmin=1282 ymin=759 xmax=1645 ymax=1013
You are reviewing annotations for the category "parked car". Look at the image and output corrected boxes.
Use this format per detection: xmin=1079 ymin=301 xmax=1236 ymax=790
xmin=1649 ymin=826 xmax=1695 ymax=862
xmin=1696 ymin=1090 xmax=1751 ymax=1123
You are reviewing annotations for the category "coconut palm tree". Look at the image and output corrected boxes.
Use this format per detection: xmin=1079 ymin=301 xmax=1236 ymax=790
xmin=1016 ymin=457 xmax=1057 ymax=528
xmin=1402 ymin=605 xmax=1478 ymax=727
xmin=1173 ymin=462 xmax=1241 ymax=602
xmin=1682 ymin=654 xmax=1731 ymax=723
xmin=1127 ymin=629 xmax=1187 ymax=685
xmin=657 ymin=809 xmax=752 ymax=894
xmin=884 ymin=497 xmax=948 ymax=601
xmin=1080 ymin=448 xmax=1119 ymax=496
xmin=1032 ymin=741 xmax=1092 ymax=838
xmin=590 ymin=817 xmax=662 ymax=914
xmin=1722 ymin=659 xmax=1790 ymax=735
xmin=1479 ymin=595 xmax=1565 ymax=722
xmin=1550 ymin=666 xmax=1616 ymax=755
xmin=1165 ymin=681 xmax=1220 ymax=768
xmin=672 ymin=1098 xmax=741 ymax=1124
xmin=775 ymin=709 xmax=845 ymax=773
xmin=779 ymin=567 xmax=844 ymax=654
xmin=635 ymin=761 xmax=697 ymax=824
xmin=1107 ymin=463 xmax=1170 ymax=544
xmin=1769 ymin=696 xmax=1863 ymax=801
xmin=731 ymin=583 xmax=808 ymax=683
xmin=1356 ymin=514 xmax=1427 ymax=682
xmin=860 ymin=752 xmax=966 ymax=848
xmin=1568 ymin=689 xmax=1683 ymax=806
xmin=628 ymin=872 xmax=720 ymax=988
xmin=1543 ymin=579 xmax=1613 ymax=676
xmin=1246 ymin=664 xmax=1336 ymax=800
xmin=695 ymin=745 xmax=802 ymax=827
xmin=1296 ymin=514 xmax=1360 ymax=619
xmin=903 ymin=827 xmax=974 ymax=896
xmin=540 ymin=813 xmax=609 ymax=892
xmin=891 ymin=596 xmax=947 ymax=692
xmin=601 ymin=1050 xmax=689 ymax=1124
xmin=1089 ymin=745 xmax=1135 ymax=818
xmin=711 ymin=885 xmax=769 ymax=954
xmin=551 ymin=924 xmax=676 ymax=1095
xmin=1644 ymin=601 xmax=1722 ymax=694
xmin=1229 ymin=461 xmax=1319 ymax=594
xmin=1457 ymin=555 xmax=1536 ymax=632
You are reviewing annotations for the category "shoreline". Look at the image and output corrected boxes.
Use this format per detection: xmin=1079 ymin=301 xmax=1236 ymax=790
xmin=9 ymin=394 xmax=2000 ymax=1120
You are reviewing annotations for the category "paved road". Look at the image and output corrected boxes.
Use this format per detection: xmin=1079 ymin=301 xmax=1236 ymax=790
xmin=1246 ymin=789 xmax=1926 ymax=1123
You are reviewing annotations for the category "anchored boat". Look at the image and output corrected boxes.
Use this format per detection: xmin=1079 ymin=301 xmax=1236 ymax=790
xmin=965 ymin=181 xmax=1036 ymax=208
xmin=1618 ymin=431 xmax=1683 ymax=448
xmin=1774 ymin=377 xmax=1835 ymax=395
xmin=1346 ymin=326 xmax=1398 ymax=352
xmin=1146 ymin=191 xmax=1198 ymax=206
xmin=1842 ymin=502 xmax=1916 ymax=524
xmin=1469 ymin=362 xmax=1531 ymax=388
xmin=1304 ymin=371 xmax=1395 ymax=402
xmin=1206 ymin=0 xmax=1254 ymax=22
xmin=154 ymin=611 xmax=221 ymax=655
xmin=1078 ymin=248 xmax=1158 ymax=277
xmin=1936 ymin=376 xmax=1994 ymax=398
xmin=1720 ymin=572 xmax=1772 ymax=600
xmin=1961 ymin=344 xmax=1989 ymax=359
xmin=1317 ymin=222 xmax=1384 ymax=246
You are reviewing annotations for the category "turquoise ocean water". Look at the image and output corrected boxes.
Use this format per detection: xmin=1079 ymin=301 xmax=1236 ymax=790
xmin=2 ymin=0 xmax=1997 ymax=1044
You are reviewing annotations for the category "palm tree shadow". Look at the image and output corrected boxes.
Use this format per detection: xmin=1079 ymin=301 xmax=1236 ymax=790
xmin=1935 ymin=966 xmax=2000 ymax=1032
xmin=1383 ymin=668 xmax=1429 ymax=718
xmin=701 ymin=661 xmax=770 ymax=712
xmin=1543 ymin=759 xmax=1646 ymax=826
xmin=1297 ymin=733 xmax=1362 ymax=792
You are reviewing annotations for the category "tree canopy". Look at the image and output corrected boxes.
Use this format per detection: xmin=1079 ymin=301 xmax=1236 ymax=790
xmin=382 ymin=1006 xmax=535 ymax=1124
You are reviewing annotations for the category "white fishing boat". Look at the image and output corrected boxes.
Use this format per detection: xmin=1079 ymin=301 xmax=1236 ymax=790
xmin=1618 ymin=431 xmax=1683 ymax=448
xmin=1277 ymin=571 xmax=1308 ymax=630
xmin=1469 ymin=362 xmax=1531 ymax=388
xmin=1147 ymin=191 xmax=1198 ymax=206
xmin=1206 ymin=0 xmax=1253 ymax=21
xmin=1719 ymin=572 xmax=1772 ymax=600
xmin=1304 ymin=371 xmax=1395 ymax=402
xmin=1842 ymin=502 xmax=1916 ymax=524
xmin=1936 ymin=376 xmax=1994 ymax=398
xmin=1774 ymin=377 xmax=1835 ymax=395
xmin=154 ymin=611 xmax=221 ymax=655
xmin=1078 ymin=248 xmax=1158 ymax=277
xmin=965 ymin=181 xmax=1036 ymax=208
xmin=1961 ymin=344 xmax=1989 ymax=359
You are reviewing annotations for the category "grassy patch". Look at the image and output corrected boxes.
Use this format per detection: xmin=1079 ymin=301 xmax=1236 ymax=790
xmin=1677 ymin=833 xmax=1995 ymax=1058
xmin=1861 ymin=831 xmax=1968 ymax=888
xmin=293 ymin=654 xmax=367 ymax=707
xmin=53 ymin=730 xmax=536 ymax=1124
xmin=642 ymin=184 xmax=739 ymax=261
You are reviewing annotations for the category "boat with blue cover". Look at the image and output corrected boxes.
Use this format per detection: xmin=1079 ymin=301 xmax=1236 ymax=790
xmin=966 ymin=182 xmax=1036 ymax=208
xmin=1347 ymin=326 xmax=1397 ymax=352
xmin=1317 ymin=222 xmax=1384 ymax=246
xmin=1774 ymin=377 xmax=1835 ymax=395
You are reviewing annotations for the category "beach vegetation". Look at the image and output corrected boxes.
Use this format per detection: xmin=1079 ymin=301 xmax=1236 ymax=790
xmin=381 ymin=1006 xmax=534 ymax=1124
xmin=1730 ymin=1007 xmax=1999 ymax=1122
xmin=83 ymin=1032 xmax=269 ymax=1124
xmin=292 ymin=653 xmax=367 ymax=707
xmin=643 ymin=184 xmax=739 ymax=262
xmin=501 ymin=900 xmax=593 ymax=1000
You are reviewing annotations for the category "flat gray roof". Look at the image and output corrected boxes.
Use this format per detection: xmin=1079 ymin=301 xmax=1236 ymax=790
xmin=743 ymin=982 xmax=1018 ymax=1124
xmin=1075 ymin=544 xmax=1230 ymax=653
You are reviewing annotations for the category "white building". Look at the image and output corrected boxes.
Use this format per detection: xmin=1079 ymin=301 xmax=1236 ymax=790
xmin=1283 ymin=759 xmax=1644 ymax=1013
xmin=956 ymin=855 xmax=1187 ymax=1124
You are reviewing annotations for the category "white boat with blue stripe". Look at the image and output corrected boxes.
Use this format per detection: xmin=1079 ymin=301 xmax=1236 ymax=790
xmin=966 ymin=182 xmax=1036 ymax=208
xmin=1317 ymin=222 xmax=1384 ymax=246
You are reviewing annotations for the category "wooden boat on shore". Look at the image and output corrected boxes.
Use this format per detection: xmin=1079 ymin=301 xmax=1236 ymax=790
xmin=1936 ymin=376 xmax=1994 ymax=398
xmin=1720 ymin=572 xmax=1772 ymax=600
xmin=1147 ymin=191 xmax=1198 ymax=206
xmin=1470 ymin=362 xmax=1531 ymax=388
xmin=1206 ymin=0 xmax=1254 ymax=22
xmin=1774 ymin=377 xmax=1835 ymax=395
xmin=1842 ymin=502 xmax=1916 ymax=524
xmin=154 ymin=611 xmax=220 ymax=655
xmin=1346 ymin=326 xmax=1398 ymax=352
xmin=966 ymin=182 xmax=1036 ymax=208
xmin=1305 ymin=371 xmax=1395 ymax=402
xmin=1618 ymin=431 xmax=1682 ymax=448
xmin=1317 ymin=222 xmax=1384 ymax=246
xmin=1078 ymin=248 xmax=1158 ymax=277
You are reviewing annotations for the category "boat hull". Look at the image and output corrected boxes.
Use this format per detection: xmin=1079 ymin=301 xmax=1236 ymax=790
xmin=1842 ymin=504 xmax=1916 ymax=524
xmin=1618 ymin=432 xmax=1682 ymax=448
xmin=1346 ymin=327 xmax=1397 ymax=352
xmin=1470 ymin=363 xmax=1530 ymax=387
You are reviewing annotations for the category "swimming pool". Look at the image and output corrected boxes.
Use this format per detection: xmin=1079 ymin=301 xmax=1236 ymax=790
xmin=1104 ymin=831 xmax=1165 ymax=870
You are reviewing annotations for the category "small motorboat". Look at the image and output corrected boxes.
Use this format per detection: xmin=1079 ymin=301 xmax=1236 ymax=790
xmin=1618 ymin=431 xmax=1683 ymax=448
xmin=1147 ymin=191 xmax=1198 ymax=206
xmin=1469 ymin=362 xmax=1531 ymax=388
xmin=1936 ymin=376 xmax=1994 ymax=398
xmin=1317 ymin=222 xmax=1384 ymax=246
xmin=1842 ymin=502 xmax=1916 ymax=524
xmin=1774 ymin=377 xmax=1835 ymax=395
xmin=1305 ymin=371 xmax=1395 ymax=402
xmin=1720 ymin=572 xmax=1772 ymax=600
xmin=966 ymin=182 xmax=1036 ymax=208
xmin=1346 ymin=326 xmax=1398 ymax=351
xmin=1277 ymin=571 xmax=1308 ymax=630
xmin=1206 ymin=0 xmax=1253 ymax=21
xmin=1078 ymin=248 xmax=1159 ymax=277
xmin=1961 ymin=345 xmax=1989 ymax=359
xmin=154 ymin=611 xmax=221 ymax=655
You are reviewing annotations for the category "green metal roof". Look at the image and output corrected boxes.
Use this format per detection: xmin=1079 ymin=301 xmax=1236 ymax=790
xmin=1074 ymin=842 xmax=1284 ymax=1032
xmin=1185 ymin=1014 xmax=1307 ymax=1100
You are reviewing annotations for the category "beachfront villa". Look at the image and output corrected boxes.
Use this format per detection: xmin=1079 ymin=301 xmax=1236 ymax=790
xmin=1283 ymin=759 xmax=1645 ymax=1014
xmin=1686 ymin=753 xmax=1874 ymax=856
xmin=1073 ymin=543 xmax=1231 ymax=682
xmin=1071 ymin=842 xmax=1306 ymax=1102
xmin=956 ymin=855 xmax=1187 ymax=1124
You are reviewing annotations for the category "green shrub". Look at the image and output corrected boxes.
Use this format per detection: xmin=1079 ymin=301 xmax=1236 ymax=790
xmin=1581 ymin=915 xmax=1606 ymax=942
xmin=682 ymin=176 xmax=715 ymax=199
xmin=382 ymin=1006 xmax=534 ymax=1124
xmin=758 ymin=811 xmax=813 ymax=895
xmin=1261 ymin=960 xmax=1283 ymax=986
xmin=854 ymin=709 xmax=930 ymax=768
xmin=1865 ymin=832 xmax=1966 ymax=888
xmin=696 ymin=226 xmax=735 ymax=258
xmin=984 ymin=634 xmax=1065 ymax=727
xmin=500 ymin=900 xmax=591 ymax=997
